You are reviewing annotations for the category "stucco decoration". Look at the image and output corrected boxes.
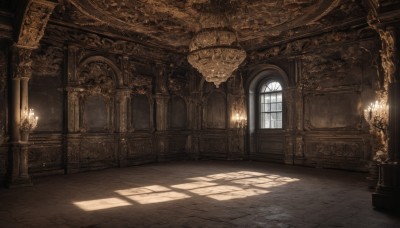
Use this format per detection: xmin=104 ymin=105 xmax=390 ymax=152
xmin=78 ymin=61 xmax=115 ymax=96
xmin=32 ymin=44 xmax=63 ymax=77
xmin=16 ymin=0 xmax=57 ymax=49
xmin=11 ymin=46 xmax=33 ymax=79
xmin=64 ymin=0 xmax=340 ymax=49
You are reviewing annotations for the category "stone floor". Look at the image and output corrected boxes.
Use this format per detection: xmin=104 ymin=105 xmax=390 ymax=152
xmin=0 ymin=161 xmax=399 ymax=228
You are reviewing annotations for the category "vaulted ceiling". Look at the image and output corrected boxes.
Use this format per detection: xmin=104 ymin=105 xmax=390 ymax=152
xmin=49 ymin=0 xmax=367 ymax=52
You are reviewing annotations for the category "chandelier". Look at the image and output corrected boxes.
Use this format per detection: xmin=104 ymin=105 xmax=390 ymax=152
xmin=187 ymin=4 xmax=246 ymax=88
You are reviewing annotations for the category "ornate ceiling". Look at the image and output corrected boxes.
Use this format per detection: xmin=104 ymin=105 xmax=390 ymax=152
xmin=50 ymin=0 xmax=348 ymax=52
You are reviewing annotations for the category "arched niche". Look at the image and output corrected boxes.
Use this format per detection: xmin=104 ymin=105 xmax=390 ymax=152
xmin=246 ymin=64 xmax=289 ymax=161
xmin=247 ymin=64 xmax=289 ymax=135
xmin=168 ymin=96 xmax=187 ymax=129
xmin=77 ymin=57 xmax=119 ymax=133
xmin=131 ymin=94 xmax=151 ymax=130
xmin=205 ymin=92 xmax=227 ymax=129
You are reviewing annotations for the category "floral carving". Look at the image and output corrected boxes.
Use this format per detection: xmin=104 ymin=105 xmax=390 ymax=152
xmin=32 ymin=44 xmax=63 ymax=77
xmin=12 ymin=46 xmax=32 ymax=79
xmin=378 ymin=28 xmax=397 ymax=86
xmin=45 ymin=24 xmax=171 ymax=62
xmin=300 ymin=54 xmax=346 ymax=90
xmin=129 ymin=74 xmax=152 ymax=95
xmin=78 ymin=61 xmax=115 ymax=96
xmin=65 ymin=0 xmax=339 ymax=48
xmin=17 ymin=1 xmax=56 ymax=48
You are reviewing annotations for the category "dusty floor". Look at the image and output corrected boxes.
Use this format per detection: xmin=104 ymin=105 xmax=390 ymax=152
xmin=0 ymin=161 xmax=399 ymax=228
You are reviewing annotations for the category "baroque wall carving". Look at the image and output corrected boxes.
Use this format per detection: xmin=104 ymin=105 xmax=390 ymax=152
xmin=16 ymin=0 xmax=56 ymax=48
xmin=129 ymin=74 xmax=152 ymax=95
xmin=11 ymin=46 xmax=32 ymax=79
xmin=306 ymin=141 xmax=363 ymax=159
xmin=44 ymin=24 xmax=172 ymax=63
xmin=80 ymin=139 xmax=117 ymax=167
xmin=78 ymin=61 xmax=115 ymax=96
xmin=32 ymin=44 xmax=63 ymax=77
xmin=126 ymin=138 xmax=154 ymax=160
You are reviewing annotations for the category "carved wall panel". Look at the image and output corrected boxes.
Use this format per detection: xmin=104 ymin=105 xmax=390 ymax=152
xmin=126 ymin=138 xmax=155 ymax=161
xmin=304 ymin=138 xmax=368 ymax=171
xmin=304 ymin=92 xmax=361 ymax=130
xmin=205 ymin=92 xmax=227 ymax=129
xmin=166 ymin=134 xmax=188 ymax=159
xmin=131 ymin=94 xmax=151 ymax=130
xmin=32 ymin=43 xmax=63 ymax=77
xmin=80 ymin=138 xmax=117 ymax=168
xmin=254 ymin=132 xmax=285 ymax=163
xmin=28 ymin=145 xmax=63 ymax=172
xmin=168 ymin=96 xmax=187 ymax=129
xmin=200 ymin=135 xmax=228 ymax=159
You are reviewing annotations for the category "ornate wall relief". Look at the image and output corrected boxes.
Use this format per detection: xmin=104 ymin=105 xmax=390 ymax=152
xmin=16 ymin=0 xmax=56 ymax=48
xmin=11 ymin=46 xmax=32 ymax=79
xmin=80 ymin=138 xmax=117 ymax=168
xmin=129 ymin=74 xmax=152 ymax=95
xmin=32 ymin=43 xmax=63 ymax=77
xmin=77 ymin=58 xmax=118 ymax=133
xmin=126 ymin=138 xmax=154 ymax=160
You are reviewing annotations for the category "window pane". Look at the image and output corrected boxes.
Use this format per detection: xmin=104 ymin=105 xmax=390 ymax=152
xmin=277 ymin=103 xmax=282 ymax=111
xmin=271 ymin=94 xmax=276 ymax=102
xmin=259 ymin=81 xmax=283 ymax=129
xmin=277 ymin=93 xmax=282 ymax=102
xmin=260 ymin=114 xmax=265 ymax=128
xmin=271 ymin=103 xmax=277 ymax=111
xmin=277 ymin=112 xmax=282 ymax=120
xmin=266 ymin=113 xmax=270 ymax=128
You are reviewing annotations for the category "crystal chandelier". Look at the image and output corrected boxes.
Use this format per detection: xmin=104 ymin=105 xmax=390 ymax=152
xmin=187 ymin=5 xmax=246 ymax=88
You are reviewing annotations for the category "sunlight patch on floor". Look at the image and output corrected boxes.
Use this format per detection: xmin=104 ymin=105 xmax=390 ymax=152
xmin=73 ymin=198 xmax=131 ymax=211
xmin=115 ymin=185 xmax=190 ymax=204
xmin=73 ymin=171 xmax=301 ymax=209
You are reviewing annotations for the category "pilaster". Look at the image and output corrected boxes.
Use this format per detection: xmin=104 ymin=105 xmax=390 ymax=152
xmin=367 ymin=6 xmax=400 ymax=209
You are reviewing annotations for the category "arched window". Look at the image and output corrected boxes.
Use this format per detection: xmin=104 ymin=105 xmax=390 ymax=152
xmin=259 ymin=81 xmax=283 ymax=129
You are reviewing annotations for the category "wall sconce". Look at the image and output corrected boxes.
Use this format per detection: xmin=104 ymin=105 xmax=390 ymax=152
xmin=20 ymin=108 xmax=39 ymax=132
xmin=234 ymin=111 xmax=247 ymax=129
xmin=364 ymin=100 xmax=388 ymax=132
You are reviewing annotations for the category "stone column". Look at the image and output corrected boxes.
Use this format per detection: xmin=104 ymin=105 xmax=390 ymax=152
xmin=372 ymin=26 xmax=400 ymax=210
xmin=6 ymin=45 xmax=33 ymax=187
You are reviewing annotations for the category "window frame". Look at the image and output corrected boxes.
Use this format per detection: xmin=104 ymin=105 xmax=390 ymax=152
xmin=257 ymin=79 xmax=284 ymax=130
